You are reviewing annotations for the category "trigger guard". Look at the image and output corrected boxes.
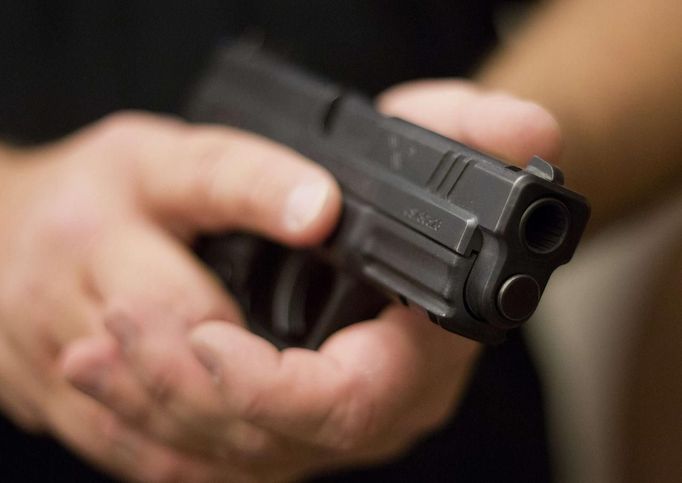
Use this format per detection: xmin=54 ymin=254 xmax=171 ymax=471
xmin=248 ymin=250 xmax=387 ymax=349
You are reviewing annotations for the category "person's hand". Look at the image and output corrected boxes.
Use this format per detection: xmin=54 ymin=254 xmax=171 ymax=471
xmin=0 ymin=112 xmax=341 ymax=481
xmin=61 ymin=82 xmax=562 ymax=482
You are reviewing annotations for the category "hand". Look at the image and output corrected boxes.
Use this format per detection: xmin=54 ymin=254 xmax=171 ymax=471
xmin=61 ymin=83 xmax=562 ymax=482
xmin=0 ymin=112 xmax=340 ymax=482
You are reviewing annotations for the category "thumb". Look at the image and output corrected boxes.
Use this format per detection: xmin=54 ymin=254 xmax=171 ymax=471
xmin=136 ymin=122 xmax=341 ymax=246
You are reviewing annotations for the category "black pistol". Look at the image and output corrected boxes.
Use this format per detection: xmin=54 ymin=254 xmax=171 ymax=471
xmin=188 ymin=44 xmax=590 ymax=349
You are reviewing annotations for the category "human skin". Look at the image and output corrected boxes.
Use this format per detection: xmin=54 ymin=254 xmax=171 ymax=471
xmin=35 ymin=85 xmax=561 ymax=482
xmin=479 ymin=0 xmax=682 ymax=232
xmin=0 ymin=113 xmax=342 ymax=480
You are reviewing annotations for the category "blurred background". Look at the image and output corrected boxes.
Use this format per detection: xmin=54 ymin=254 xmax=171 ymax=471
xmin=490 ymin=2 xmax=682 ymax=482
xmin=530 ymin=193 xmax=682 ymax=483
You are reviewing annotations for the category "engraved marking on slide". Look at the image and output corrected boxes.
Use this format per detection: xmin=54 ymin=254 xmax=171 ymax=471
xmin=403 ymin=208 xmax=443 ymax=232
xmin=388 ymin=133 xmax=418 ymax=171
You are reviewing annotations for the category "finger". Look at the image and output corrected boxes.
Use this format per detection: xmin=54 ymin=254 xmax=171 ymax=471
xmin=0 ymin=276 xmax=101 ymax=431
xmin=86 ymin=224 xmax=249 ymax=442
xmin=99 ymin=319 xmax=307 ymax=465
xmin=377 ymin=79 xmax=562 ymax=164
xmin=1 ymin=319 xmax=213 ymax=482
xmin=189 ymin=322 xmax=358 ymax=450
xmin=61 ymin=336 xmax=153 ymax=424
xmin=88 ymin=222 xmax=299 ymax=460
xmin=88 ymin=220 xmax=242 ymax=330
xmin=63 ymin=335 xmax=326 ymax=475
xmin=0 ymin=333 xmax=45 ymax=432
xmin=321 ymin=305 xmax=480 ymax=437
xmin=136 ymin=124 xmax=342 ymax=246
xmin=88 ymin=222 xmax=241 ymax=419
xmin=62 ymin=334 xmax=267 ymax=460
xmin=189 ymin=309 xmax=479 ymax=452
xmin=44 ymin=384 xmax=215 ymax=483
xmin=0 ymin=266 xmax=102 ymax=369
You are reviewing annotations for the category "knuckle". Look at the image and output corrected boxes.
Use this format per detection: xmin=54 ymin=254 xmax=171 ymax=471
xmin=144 ymin=359 xmax=180 ymax=405
xmin=185 ymin=131 xmax=278 ymax=225
xmin=38 ymin=186 xmax=103 ymax=248
xmin=241 ymin=170 xmax=278 ymax=217
xmin=232 ymin=162 xmax=282 ymax=228
xmin=97 ymin=110 xmax=161 ymax=133
xmin=118 ymin=395 xmax=154 ymax=427
xmin=90 ymin=111 xmax=155 ymax=146
xmin=185 ymin=147 xmax=228 ymax=224
xmin=86 ymin=111 xmax=187 ymax=156
xmin=106 ymin=292 xmax=176 ymax=324
xmin=104 ymin=302 xmax=148 ymax=337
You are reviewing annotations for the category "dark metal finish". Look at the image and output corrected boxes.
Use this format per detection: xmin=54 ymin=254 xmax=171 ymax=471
xmin=189 ymin=44 xmax=590 ymax=347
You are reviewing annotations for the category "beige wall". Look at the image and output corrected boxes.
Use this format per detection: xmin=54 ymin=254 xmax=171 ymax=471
xmin=527 ymin=191 xmax=682 ymax=483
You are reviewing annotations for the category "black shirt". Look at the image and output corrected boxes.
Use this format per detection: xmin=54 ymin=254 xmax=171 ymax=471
xmin=0 ymin=0 xmax=501 ymax=142
xmin=0 ymin=1 xmax=551 ymax=482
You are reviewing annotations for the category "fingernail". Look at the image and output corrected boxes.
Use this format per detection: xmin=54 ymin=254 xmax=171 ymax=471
xmin=283 ymin=178 xmax=330 ymax=233
xmin=104 ymin=314 xmax=137 ymax=354
xmin=192 ymin=343 xmax=223 ymax=385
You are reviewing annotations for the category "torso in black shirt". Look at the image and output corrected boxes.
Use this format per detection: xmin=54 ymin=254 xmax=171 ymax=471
xmin=0 ymin=0 xmax=502 ymax=142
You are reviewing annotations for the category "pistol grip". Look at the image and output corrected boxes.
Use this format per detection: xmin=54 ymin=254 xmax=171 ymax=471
xmin=260 ymin=252 xmax=387 ymax=349
xmin=196 ymin=234 xmax=388 ymax=349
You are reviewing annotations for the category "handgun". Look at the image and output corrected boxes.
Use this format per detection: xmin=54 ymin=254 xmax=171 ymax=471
xmin=188 ymin=44 xmax=590 ymax=349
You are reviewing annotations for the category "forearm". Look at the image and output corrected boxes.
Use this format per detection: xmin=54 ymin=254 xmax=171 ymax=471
xmin=478 ymin=0 xmax=682 ymax=231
